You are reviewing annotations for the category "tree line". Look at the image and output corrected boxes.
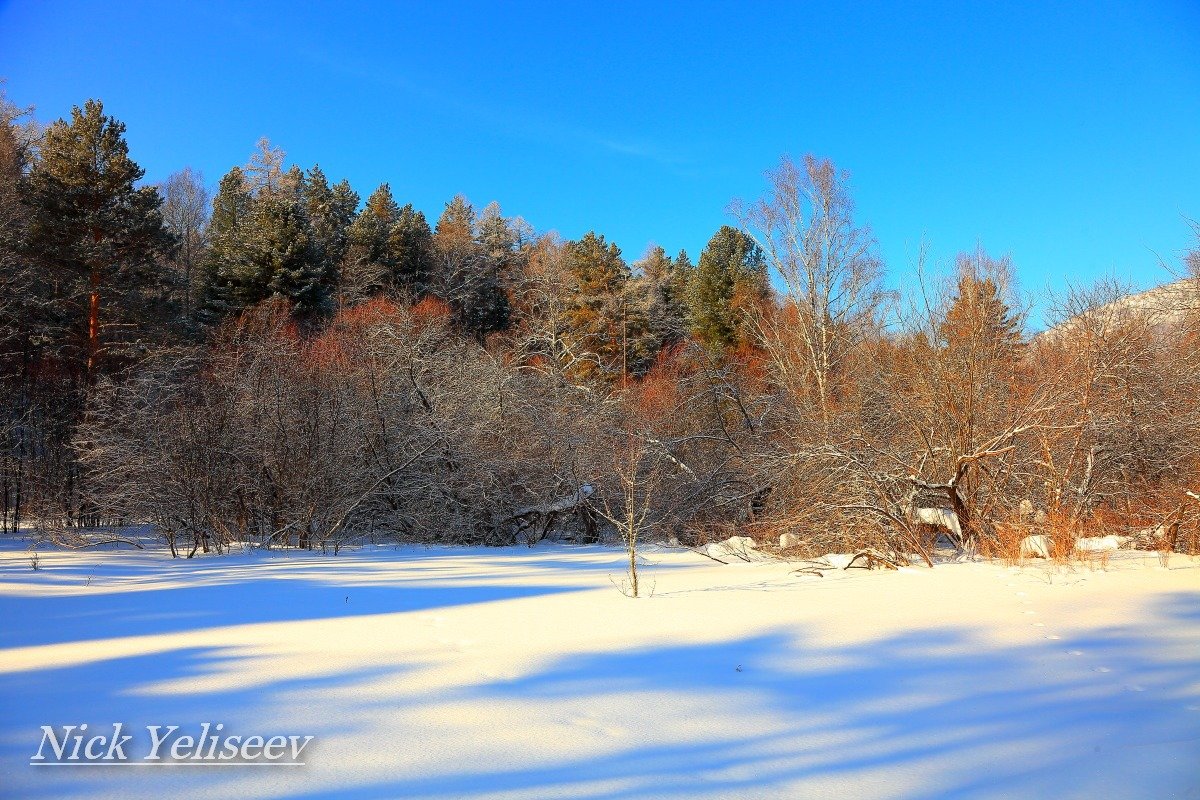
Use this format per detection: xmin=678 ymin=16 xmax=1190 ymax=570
xmin=2 ymin=93 xmax=1198 ymax=577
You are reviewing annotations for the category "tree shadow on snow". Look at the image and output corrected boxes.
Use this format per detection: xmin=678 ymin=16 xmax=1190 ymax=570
xmin=283 ymin=591 xmax=1200 ymax=800
xmin=0 ymin=562 xmax=585 ymax=649
xmin=2 ymin=563 xmax=1197 ymax=800
xmin=0 ymin=642 xmax=420 ymax=799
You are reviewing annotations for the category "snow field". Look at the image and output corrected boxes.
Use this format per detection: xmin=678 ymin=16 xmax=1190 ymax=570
xmin=0 ymin=543 xmax=1197 ymax=799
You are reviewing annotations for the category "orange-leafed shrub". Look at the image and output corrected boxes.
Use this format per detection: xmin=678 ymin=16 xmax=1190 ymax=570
xmin=412 ymin=295 xmax=453 ymax=329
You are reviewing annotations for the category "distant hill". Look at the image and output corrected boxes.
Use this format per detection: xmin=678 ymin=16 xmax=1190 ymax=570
xmin=1036 ymin=278 xmax=1200 ymax=343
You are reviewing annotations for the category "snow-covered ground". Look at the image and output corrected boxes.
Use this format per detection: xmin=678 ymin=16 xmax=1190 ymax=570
xmin=0 ymin=541 xmax=1197 ymax=799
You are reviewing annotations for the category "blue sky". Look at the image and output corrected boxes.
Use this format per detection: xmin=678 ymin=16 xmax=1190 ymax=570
xmin=1 ymin=0 xmax=1198 ymax=327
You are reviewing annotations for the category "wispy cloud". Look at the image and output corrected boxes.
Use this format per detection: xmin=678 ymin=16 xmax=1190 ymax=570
xmin=221 ymin=14 xmax=690 ymax=171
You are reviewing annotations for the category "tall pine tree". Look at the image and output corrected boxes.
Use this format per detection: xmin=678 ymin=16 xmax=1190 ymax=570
xmin=199 ymin=167 xmax=253 ymax=319
xmin=688 ymin=225 xmax=767 ymax=352
xmin=432 ymin=196 xmax=509 ymax=341
xmin=22 ymin=100 xmax=174 ymax=375
xmin=340 ymin=183 xmax=399 ymax=300
xmin=636 ymin=245 xmax=690 ymax=351
xmin=245 ymin=192 xmax=323 ymax=312
xmin=564 ymin=231 xmax=644 ymax=381
xmin=301 ymin=165 xmax=358 ymax=295
xmin=388 ymin=203 xmax=434 ymax=296
xmin=200 ymin=157 xmax=327 ymax=317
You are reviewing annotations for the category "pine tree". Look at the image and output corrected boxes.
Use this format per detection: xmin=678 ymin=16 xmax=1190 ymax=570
xmin=564 ymin=231 xmax=640 ymax=381
xmin=0 ymin=100 xmax=33 ymax=371
xmin=673 ymin=248 xmax=695 ymax=324
xmin=200 ymin=167 xmax=252 ymax=319
xmin=471 ymin=201 xmax=519 ymax=338
xmin=208 ymin=168 xmax=252 ymax=240
xmin=201 ymin=165 xmax=325 ymax=317
xmin=935 ymin=250 xmax=1025 ymax=463
xmin=362 ymin=183 xmax=400 ymax=226
xmin=477 ymin=202 xmax=515 ymax=261
xmin=636 ymin=246 xmax=690 ymax=350
xmin=432 ymin=196 xmax=510 ymax=341
xmin=251 ymin=193 xmax=324 ymax=311
xmin=340 ymin=183 xmax=398 ymax=300
xmin=938 ymin=258 xmax=1023 ymax=358
xmin=388 ymin=203 xmax=433 ymax=296
xmin=22 ymin=99 xmax=174 ymax=375
xmin=434 ymin=194 xmax=474 ymax=247
xmin=688 ymin=225 xmax=767 ymax=352
xmin=302 ymin=165 xmax=358 ymax=293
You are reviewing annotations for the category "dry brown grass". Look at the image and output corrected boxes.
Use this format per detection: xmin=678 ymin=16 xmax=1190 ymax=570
xmin=985 ymin=511 xmax=1077 ymax=566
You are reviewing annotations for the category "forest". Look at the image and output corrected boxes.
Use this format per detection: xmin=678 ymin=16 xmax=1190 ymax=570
xmin=2 ymin=94 xmax=1198 ymax=568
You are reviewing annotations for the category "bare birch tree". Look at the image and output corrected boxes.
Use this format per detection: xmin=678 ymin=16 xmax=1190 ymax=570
xmin=159 ymin=167 xmax=210 ymax=318
xmin=733 ymin=154 xmax=884 ymax=433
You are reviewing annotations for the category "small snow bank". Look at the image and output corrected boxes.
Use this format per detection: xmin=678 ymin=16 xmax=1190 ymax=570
xmin=822 ymin=553 xmax=857 ymax=570
xmin=911 ymin=506 xmax=963 ymax=538
xmin=1075 ymin=535 xmax=1133 ymax=553
xmin=703 ymin=536 xmax=771 ymax=561
xmin=1019 ymin=534 xmax=1135 ymax=558
xmin=1019 ymin=535 xmax=1053 ymax=559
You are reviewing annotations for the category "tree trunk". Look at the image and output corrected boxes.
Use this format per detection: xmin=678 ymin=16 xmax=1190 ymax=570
xmin=87 ymin=234 xmax=101 ymax=376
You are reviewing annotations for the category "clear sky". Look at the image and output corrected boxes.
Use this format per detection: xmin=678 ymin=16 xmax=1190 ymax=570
xmin=1 ymin=0 xmax=1198 ymax=327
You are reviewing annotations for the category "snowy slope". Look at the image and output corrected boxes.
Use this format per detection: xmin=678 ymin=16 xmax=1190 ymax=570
xmin=0 ymin=542 xmax=1197 ymax=799
xmin=1037 ymin=278 xmax=1200 ymax=342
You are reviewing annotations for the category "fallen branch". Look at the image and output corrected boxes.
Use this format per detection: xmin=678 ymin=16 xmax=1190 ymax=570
xmin=844 ymin=548 xmax=904 ymax=570
xmin=688 ymin=547 xmax=729 ymax=565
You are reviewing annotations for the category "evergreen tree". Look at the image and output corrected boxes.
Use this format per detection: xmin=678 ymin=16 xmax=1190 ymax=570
xmin=434 ymin=195 xmax=474 ymax=245
xmin=200 ymin=167 xmax=252 ymax=319
xmin=208 ymin=168 xmax=252 ymax=241
xmin=938 ymin=256 xmax=1023 ymax=357
xmin=564 ymin=231 xmax=645 ymax=381
xmin=568 ymin=231 xmax=628 ymax=297
xmin=301 ymin=165 xmax=358 ymax=292
xmin=636 ymin=246 xmax=690 ymax=350
xmin=473 ymin=201 xmax=522 ymax=335
xmin=388 ymin=203 xmax=434 ymax=296
xmin=938 ymin=254 xmax=1023 ymax=417
xmin=0 ymin=99 xmax=35 ymax=375
xmin=932 ymin=251 xmax=1026 ymax=511
xmin=432 ymin=196 xmax=509 ymax=341
xmin=201 ymin=164 xmax=325 ymax=317
xmin=674 ymin=249 xmax=694 ymax=273
xmin=340 ymin=183 xmax=398 ymax=299
xmin=248 ymin=193 xmax=324 ymax=312
xmin=688 ymin=225 xmax=767 ymax=352
xmin=673 ymin=248 xmax=695 ymax=328
xmin=22 ymin=99 xmax=174 ymax=375
xmin=364 ymin=181 xmax=401 ymax=224
xmin=477 ymin=201 xmax=516 ymax=261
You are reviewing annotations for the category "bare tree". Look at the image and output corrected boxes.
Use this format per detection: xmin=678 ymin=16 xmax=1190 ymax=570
xmin=159 ymin=167 xmax=210 ymax=318
xmin=1032 ymin=266 xmax=1200 ymax=552
xmin=243 ymin=137 xmax=287 ymax=195
xmin=596 ymin=431 xmax=668 ymax=597
xmin=733 ymin=154 xmax=884 ymax=433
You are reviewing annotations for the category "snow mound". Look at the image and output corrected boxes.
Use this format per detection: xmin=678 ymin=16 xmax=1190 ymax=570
xmin=704 ymin=536 xmax=770 ymax=561
xmin=1075 ymin=535 xmax=1132 ymax=553
xmin=822 ymin=553 xmax=857 ymax=570
xmin=1020 ymin=535 xmax=1053 ymax=559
